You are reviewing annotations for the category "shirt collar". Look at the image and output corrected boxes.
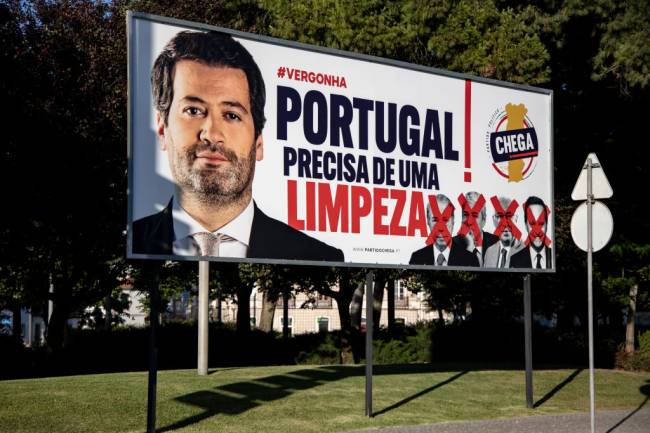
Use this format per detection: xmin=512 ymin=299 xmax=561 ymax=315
xmin=433 ymin=245 xmax=450 ymax=264
xmin=172 ymin=197 xmax=254 ymax=246
xmin=529 ymin=246 xmax=545 ymax=266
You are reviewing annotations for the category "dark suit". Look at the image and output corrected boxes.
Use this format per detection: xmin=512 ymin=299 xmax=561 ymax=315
xmin=451 ymin=231 xmax=498 ymax=266
xmin=510 ymin=246 xmax=553 ymax=269
xmin=132 ymin=199 xmax=344 ymax=262
xmin=409 ymin=239 xmax=479 ymax=267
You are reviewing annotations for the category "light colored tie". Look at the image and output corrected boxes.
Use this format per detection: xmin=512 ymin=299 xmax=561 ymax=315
xmin=192 ymin=232 xmax=236 ymax=257
xmin=500 ymin=249 xmax=507 ymax=268
xmin=436 ymin=253 xmax=446 ymax=266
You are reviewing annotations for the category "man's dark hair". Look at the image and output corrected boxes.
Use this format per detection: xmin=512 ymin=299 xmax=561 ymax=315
xmin=523 ymin=196 xmax=549 ymax=219
xmin=151 ymin=31 xmax=266 ymax=138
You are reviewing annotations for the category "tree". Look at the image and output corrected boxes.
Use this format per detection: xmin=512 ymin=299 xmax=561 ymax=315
xmin=426 ymin=1 xmax=550 ymax=84
xmin=299 ymin=267 xmax=368 ymax=363
xmin=238 ymin=264 xmax=289 ymax=333
xmin=601 ymin=241 xmax=650 ymax=353
xmin=1 ymin=0 xmax=648 ymax=366
xmin=592 ymin=0 xmax=650 ymax=93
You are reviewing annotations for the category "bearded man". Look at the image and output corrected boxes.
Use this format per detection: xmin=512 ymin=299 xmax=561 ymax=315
xmin=132 ymin=31 xmax=342 ymax=262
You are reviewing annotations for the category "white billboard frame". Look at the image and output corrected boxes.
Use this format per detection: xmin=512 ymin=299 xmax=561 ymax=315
xmin=126 ymin=11 xmax=555 ymax=273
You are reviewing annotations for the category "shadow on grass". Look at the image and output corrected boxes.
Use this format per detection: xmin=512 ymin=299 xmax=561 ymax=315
xmin=534 ymin=368 xmax=582 ymax=408
xmin=206 ymin=367 xmax=245 ymax=375
xmin=605 ymin=380 xmax=650 ymax=433
xmin=156 ymin=364 xmax=465 ymax=432
xmin=157 ymin=365 xmax=359 ymax=432
xmin=373 ymin=370 xmax=469 ymax=417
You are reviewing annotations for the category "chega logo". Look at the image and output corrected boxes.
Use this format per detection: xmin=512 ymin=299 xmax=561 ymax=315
xmin=485 ymin=103 xmax=539 ymax=182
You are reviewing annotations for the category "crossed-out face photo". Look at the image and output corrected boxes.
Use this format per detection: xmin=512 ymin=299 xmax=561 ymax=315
xmin=409 ymin=192 xmax=552 ymax=269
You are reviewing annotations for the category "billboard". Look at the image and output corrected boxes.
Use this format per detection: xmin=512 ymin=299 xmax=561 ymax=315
xmin=127 ymin=12 xmax=554 ymax=272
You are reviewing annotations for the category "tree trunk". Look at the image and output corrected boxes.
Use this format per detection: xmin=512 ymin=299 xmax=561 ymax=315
xmin=46 ymin=275 xmax=72 ymax=352
xmin=216 ymin=292 xmax=222 ymax=323
xmin=104 ymin=294 xmax=112 ymax=331
xmin=336 ymin=296 xmax=355 ymax=364
xmin=349 ymin=283 xmax=364 ymax=331
xmin=258 ymin=290 xmax=277 ymax=333
xmin=282 ymin=291 xmax=290 ymax=339
xmin=47 ymin=301 xmax=70 ymax=352
xmin=625 ymin=284 xmax=638 ymax=354
xmin=437 ymin=307 xmax=445 ymax=325
xmin=11 ymin=303 xmax=22 ymax=343
xmin=387 ymin=278 xmax=395 ymax=332
xmin=235 ymin=285 xmax=253 ymax=335
xmin=373 ymin=275 xmax=386 ymax=333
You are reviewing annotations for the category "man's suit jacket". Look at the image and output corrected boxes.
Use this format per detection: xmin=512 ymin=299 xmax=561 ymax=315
xmin=483 ymin=240 xmax=524 ymax=268
xmin=132 ymin=200 xmax=344 ymax=262
xmin=509 ymin=246 xmax=553 ymax=269
xmin=451 ymin=231 xmax=499 ymax=266
xmin=409 ymin=239 xmax=479 ymax=267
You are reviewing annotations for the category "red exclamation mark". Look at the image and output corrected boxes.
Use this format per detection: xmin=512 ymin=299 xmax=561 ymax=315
xmin=464 ymin=80 xmax=472 ymax=182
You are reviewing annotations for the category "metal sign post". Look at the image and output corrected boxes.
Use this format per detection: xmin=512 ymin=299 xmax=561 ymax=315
xmin=523 ymin=274 xmax=533 ymax=408
xmin=571 ymin=152 xmax=614 ymax=433
xmin=198 ymin=261 xmax=209 ymax=376
xmin=146 ymin=264 xmax=161 ymax=433
xmin=586 ymin=158 xmax=595 ymax=433
xmin=365 ymin=270 xmax=374 ymax=418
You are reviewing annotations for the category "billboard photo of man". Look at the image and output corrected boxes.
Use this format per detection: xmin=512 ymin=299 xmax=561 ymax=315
xmin=409 ymin=194 xmax=479 ymax=267
xmin=510 ymin=196 xmax=553 ymax=269
xmin=452 ymin=192 xmax=499 ymax=267
xmin=483 ymin=196 xmax=524 ymax=268
xmin=132 ymin=31 xmax=343 ymax=262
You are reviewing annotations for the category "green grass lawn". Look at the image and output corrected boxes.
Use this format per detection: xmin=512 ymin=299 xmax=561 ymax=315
xmin=0 ymin=364 xmax=648 ymax=433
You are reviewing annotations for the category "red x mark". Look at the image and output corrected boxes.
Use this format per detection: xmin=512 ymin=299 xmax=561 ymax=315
xmin=457 ymin=193 xmax=485 ymax=247
xmin=524 ymin=205 xmax=552 ymax=247
xmin=426 ymin=196 xmax=454 ymax=248
xmin=490 ymin=196 xmax=521 ymax=240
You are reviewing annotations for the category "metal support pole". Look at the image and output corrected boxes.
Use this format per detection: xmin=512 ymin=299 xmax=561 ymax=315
xmin=198 ymin=261 xmax=209 ymax=376
xmin=587 ymin=158 xmax=596 ymax=433
xmin=523 ymin=274 xmax=533 ymax=408
xmin=146 ymin=264 xmax=161 ymax=433
xmin=365 ymin=270 xmax=374 ymax=417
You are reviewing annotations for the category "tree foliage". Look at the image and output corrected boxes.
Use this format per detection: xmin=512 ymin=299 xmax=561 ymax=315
xmin=0 ymin=0 xmax=648 ymax=355
xmin=592 ymin=0 xmax=650 ymax=92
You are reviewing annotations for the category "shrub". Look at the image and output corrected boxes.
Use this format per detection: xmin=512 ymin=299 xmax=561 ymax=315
xmin=373 ymin=322 xmax=433 ymax=364
xmin=295 ymin=332 xmax=339 ymax=364
xmin=640 ymin=330 xmax=650 ymax=354
xmin=615 ymin=330 xmax=650 ymax=371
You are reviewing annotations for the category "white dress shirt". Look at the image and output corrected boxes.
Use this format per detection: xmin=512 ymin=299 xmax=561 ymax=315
xmin=171 ymin=198 xmax=254 ymax=258
xmin=432 ymin=246 xmax=450 ymax=266
xmin=529 ymin=247 xmax=546 ymax=269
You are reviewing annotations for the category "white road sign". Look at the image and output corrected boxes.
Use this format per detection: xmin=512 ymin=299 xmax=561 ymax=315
xmin=570 ymin=200 xmax=614 ymax=253
xmin=571 ymin=153 xmax=613 ymax=201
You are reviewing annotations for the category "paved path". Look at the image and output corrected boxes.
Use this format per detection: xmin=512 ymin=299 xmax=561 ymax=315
xmin=339 ymin=409 xmax=650 ymax=433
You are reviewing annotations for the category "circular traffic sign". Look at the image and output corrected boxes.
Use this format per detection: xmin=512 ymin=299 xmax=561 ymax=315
xmin=570 ymin=200 xmax=614 ymax=252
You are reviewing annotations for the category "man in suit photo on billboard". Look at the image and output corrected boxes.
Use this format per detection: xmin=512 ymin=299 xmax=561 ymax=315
xmin=409 ymin=194 xmax=479 ymax=267
xmin=483 ymin=196 xmax=524 ymax=268
xmin=452 ymin=191 xmax=499 ymax=267
xmin=510 ymin=196 xmax=553 ymax=269
xmin=132 ymin=30 xmax=343 ymax=262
